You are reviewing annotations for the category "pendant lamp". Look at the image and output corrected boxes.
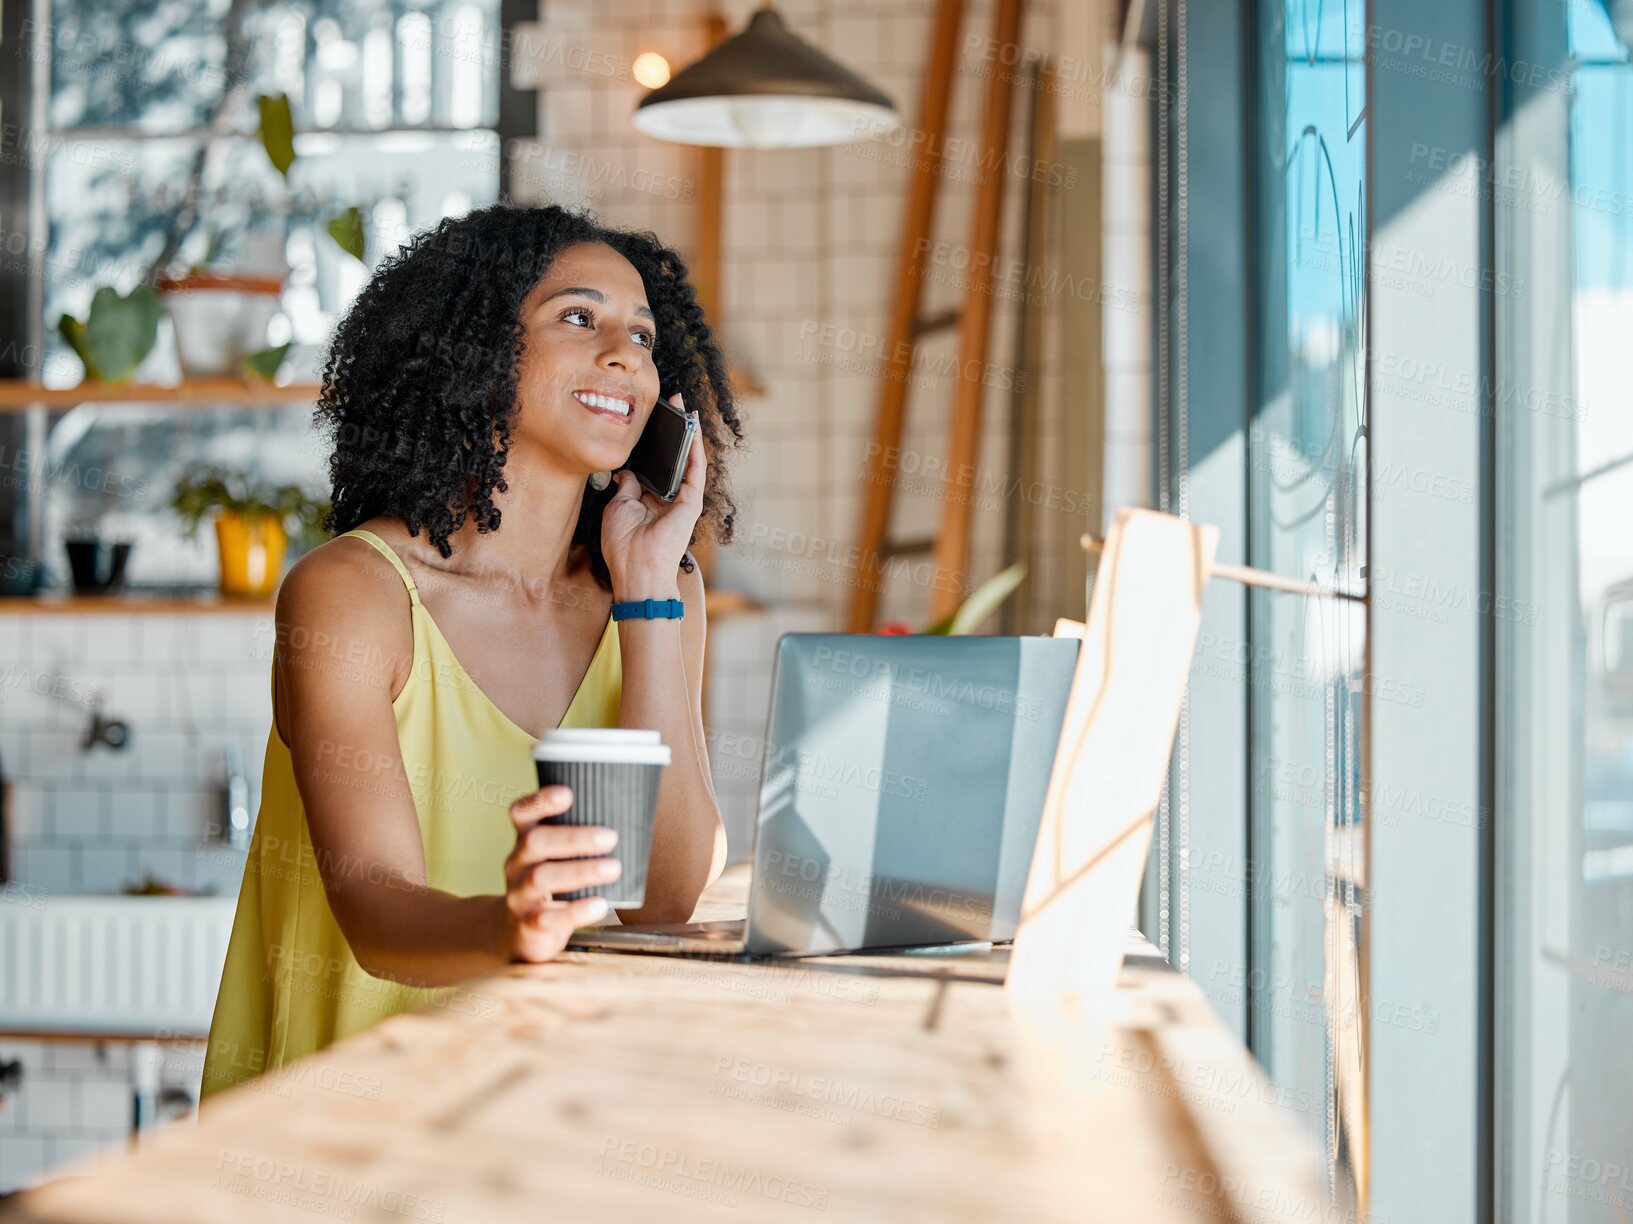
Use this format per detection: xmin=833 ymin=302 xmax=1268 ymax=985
xmin=631 ymin=4 xmax=898 ymax=148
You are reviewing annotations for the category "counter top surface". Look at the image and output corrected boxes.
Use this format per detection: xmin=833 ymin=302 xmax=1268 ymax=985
xmin=1 ymin=866 xmax=1334 ymax=1222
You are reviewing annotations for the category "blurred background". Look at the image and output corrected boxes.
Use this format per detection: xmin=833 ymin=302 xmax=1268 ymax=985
xmin=0 ymin=2 xmax=1625 ymax=1222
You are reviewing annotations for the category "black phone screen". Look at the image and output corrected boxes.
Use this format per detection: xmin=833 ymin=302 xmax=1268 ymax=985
xmin=626 ymin=397 xmax=694 ymax=501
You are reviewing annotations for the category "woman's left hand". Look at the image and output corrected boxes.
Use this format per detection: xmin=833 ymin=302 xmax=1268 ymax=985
xmin=601 ymin=392 xmax=707 ymax=596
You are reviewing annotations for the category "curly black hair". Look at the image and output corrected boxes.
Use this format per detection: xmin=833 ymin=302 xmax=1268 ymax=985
xmin=316 ymin=202 xmax=743 ymax=588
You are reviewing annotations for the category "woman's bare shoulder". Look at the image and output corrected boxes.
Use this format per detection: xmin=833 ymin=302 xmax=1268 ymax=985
xmin=275 ymin=527 xmax=416 ymax=660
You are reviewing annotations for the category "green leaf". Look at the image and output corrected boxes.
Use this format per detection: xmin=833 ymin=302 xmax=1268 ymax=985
xmin=326 ymin=207 xmax=365 ymax=262
xmin=199 ymin=225 xmax=227 ymax=269
xmin=932 ymin=563 xmax=1028 ymax=636
xmin=257 ymin=93 xmax=296 ymax=179
xmin=241 ymin=342 xmax=291 ymax=383
xmin=58 ymin=286 xmax=161 ymax=384
xmin=170 ymin=463 xmax=327 ymax=543
xmin=56 ymin=314 xmax=92 ymax=372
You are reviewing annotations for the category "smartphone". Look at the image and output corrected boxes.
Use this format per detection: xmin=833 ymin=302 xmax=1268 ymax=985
xmin=625 ymin=393 xmax=698 ymax=502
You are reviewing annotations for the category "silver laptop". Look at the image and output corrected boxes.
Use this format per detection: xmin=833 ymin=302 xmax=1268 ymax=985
xmin=567 ymin=631 xmax=1081 ymax=958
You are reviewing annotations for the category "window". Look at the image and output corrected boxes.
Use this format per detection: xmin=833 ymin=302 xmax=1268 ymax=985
xmin=1147 ymin=0 xmax=1366 ymax=1204
xmin=1247 ymin=0 xmax=1367 ymax=1203
xmin=1497 ymin=0 xmax=1633 ymax=1216
xmin=26 ymin=1 xmax=505 ymax=586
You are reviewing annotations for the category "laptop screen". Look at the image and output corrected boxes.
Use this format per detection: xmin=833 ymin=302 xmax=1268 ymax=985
xmin=746 ymin=633 xmax=1080 ymax=956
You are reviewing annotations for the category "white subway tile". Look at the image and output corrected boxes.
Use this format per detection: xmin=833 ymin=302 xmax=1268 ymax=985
xmin=194 ymin=619 xmax=248 ymax=666
xmin=6 ymin=784 xmax=47 ymax=842
xmin=246 ymin=617 xmax=275 ymax=666
xmin=174 ymin=672 xmax=223 ymax=724
xmin=221 ymin=668 xmax=270 ymax=731
xmin=828 ymin=17 xmax=875 ymax=64
xmin=90 ymin=1043 xmax=131 ymax=1074
xmin=783 ymin=198 xmax=821 ymax=250
xmin=192 ymin=732 xmax=247 ymax=783
xmin=0 ymin=1133 xmax=48 ymax=1192
xmin=22 ymin=1074 xmax=75 ymax=1129
xmin=75 ymin=744 xmax=138 ymax=786
xmin=0 ymin=665 xmax=70 ymax=730
xmin=151 ymin=789 xmax=210 ymax=842
xmin=140 ymin=616 xmax=194 ymax=667
xmin=45 ymin=789 xmax=105 ymax=842
xmin=193 ymin=847 xmax=249 ymax=898
xmin=81 ymin=619 xmax=136 ymax=666
xmin=79 ymin=747 xmax=140 ymax=786
xmin=26 ymin=728 xmax=83 ymax=782
xmin=66 ymin=1129 xmax=129 ymax=1154
xmin=100 ymin=673 xmax=169 ymax=724
xmin=14 ymin=846 xmax=75 ymax=893
xmin=542 ymin=0 xmax=592 ymax=38
xmin=107 ymin=789 xmax=162 ymax=839
xmin=77 ymin=846 xmax=136 ymax=895
xmin=74 ymin=1078 xmax=131 ymax=1130
xmin=239 ymin=733 xmax=270 ymax=791
xmin=26 ymin=617 xmax=86 ymax=671
xmin=0 ymin=614 xmax=27 ymax=660
xmin=157 ymin=1045 xmax=204 ymax=1089
xmin=42 ymin=1043 xmax=112 ymax=1073
xmin=129 ymin=731 xmax=194 ymax=782
xmin=45 ymin=1133 xmax=120 ymax=1176
xmin=189 ymin=786 xmax=221 ymax=840
xmin=128 ymin=846 xmax=198 ymax=892
xmin=1103 ymin=241 xmax=1150 ymax=329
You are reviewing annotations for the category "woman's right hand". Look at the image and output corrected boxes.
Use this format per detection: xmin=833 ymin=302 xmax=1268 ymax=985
xmin=502 ymin=785 xmax=622 ymax=962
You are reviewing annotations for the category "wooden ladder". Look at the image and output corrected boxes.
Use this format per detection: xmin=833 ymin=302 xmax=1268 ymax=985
xmin=846 ymin=0 xmax=1026 ymax=631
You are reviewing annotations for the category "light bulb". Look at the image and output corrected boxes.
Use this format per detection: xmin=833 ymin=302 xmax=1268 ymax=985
xmin=729 ymin=98 xmax=804 ymax=147
xmin=633 ymin=52 xmax=671 ymax=89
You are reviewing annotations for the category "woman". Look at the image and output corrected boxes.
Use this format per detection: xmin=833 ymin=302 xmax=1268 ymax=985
xmin=202 ymin=204 xmax=742 ymax=1098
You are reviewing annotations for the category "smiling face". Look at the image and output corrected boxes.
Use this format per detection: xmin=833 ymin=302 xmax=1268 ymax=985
xmin=512 ymin=241 xmax=663 ymax=476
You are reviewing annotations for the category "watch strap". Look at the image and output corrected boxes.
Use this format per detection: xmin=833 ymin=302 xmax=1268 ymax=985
xmin=611 ymin=597 xmax=685 ymax=621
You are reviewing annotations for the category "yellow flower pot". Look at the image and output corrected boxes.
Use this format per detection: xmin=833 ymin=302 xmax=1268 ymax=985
xmin=214 ymin=512 xmax=287 ymax=597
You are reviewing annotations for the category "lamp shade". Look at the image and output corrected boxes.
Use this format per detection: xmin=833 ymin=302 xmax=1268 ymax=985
xmin=631 ymin=6 xmax=898 ymax=148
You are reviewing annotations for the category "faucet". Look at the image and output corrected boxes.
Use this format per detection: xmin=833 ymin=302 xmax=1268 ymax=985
xmin=81 ymin=691 xmax=131 ymax=752
xmin=217 ymin=744 xmax=253 ymax=850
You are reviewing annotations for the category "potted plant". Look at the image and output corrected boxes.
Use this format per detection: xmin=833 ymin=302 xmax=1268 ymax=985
xmin=55 ymin=285 xmax=164 ymax=385
xmin=170 ymin=465 xmax=329 ymax=597
xmin=875 ymin=563 xmax=1028 ymax=635
xmin=155 ymin=93 xmax=365 ymax=382
xmin=157 ymin=258 xmax=289 ymax=379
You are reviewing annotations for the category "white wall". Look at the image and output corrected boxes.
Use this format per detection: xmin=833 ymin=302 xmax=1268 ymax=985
xmin=516 ymin=0 xmax=1077 ymax=849
xmin=1 ymin=613 xmax=266 ymax=895
xmin=0 ymin=611 xmax=264 ymax=1190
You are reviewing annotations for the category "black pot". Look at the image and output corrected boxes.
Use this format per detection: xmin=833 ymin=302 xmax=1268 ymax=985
xmin=65 ymin=536 xmax=133 ymax=594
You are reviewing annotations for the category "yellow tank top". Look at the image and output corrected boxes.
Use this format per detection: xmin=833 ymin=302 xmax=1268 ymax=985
xmin=201 ymin=528 xmax=621 ymax=1100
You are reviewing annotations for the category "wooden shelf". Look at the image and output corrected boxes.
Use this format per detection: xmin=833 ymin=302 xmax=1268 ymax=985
xmin=0 ymin=379 xmax=321 ymax=410
xmin=0 ymin=376 xmax=759 ymax=410
xmin=704 ymin=589 xmax=763 ymax=618
xmin=0 ymin=592 xmax=274 ymax=614
xmin=0 ymin=1028 xmax=211 ymax=1043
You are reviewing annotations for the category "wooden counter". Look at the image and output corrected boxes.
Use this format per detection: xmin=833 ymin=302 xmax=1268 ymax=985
xmin=0 ymin=868 xmax=1333 ymax=1222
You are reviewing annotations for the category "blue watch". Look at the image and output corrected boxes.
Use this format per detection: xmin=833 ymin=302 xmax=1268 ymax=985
xmin=612 ymin=597 xmax=685 ymax=621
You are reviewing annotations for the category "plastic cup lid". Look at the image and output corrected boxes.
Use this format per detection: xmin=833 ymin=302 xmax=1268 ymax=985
xmin=535 ymin=728 xmax=661 ymax=745
xmin=532 ymin=728 xmax=671 ymax=765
